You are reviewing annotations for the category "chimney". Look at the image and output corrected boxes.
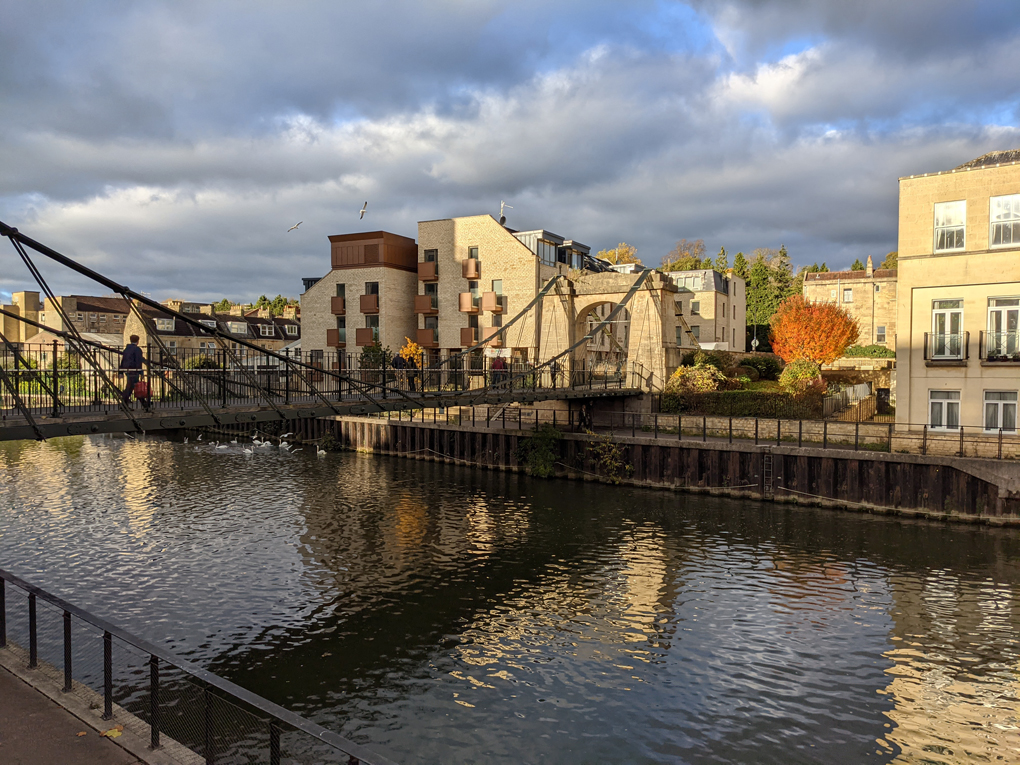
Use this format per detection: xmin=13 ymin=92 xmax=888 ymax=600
xmin=866 ymin=255 xmax=874 ymax=277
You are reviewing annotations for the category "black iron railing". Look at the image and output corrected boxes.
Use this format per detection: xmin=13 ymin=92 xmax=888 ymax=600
xmin=923 ymin=331 xmax=969 ymax=361
xmin=0 ymin=567 xmax=397 ymax=765
xmin=979 ymin=330 xmax=1020 ymax=362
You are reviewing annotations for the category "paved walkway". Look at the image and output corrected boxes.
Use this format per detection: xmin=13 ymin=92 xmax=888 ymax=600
xmin=0 ymin=665 xmax=142 ymax=765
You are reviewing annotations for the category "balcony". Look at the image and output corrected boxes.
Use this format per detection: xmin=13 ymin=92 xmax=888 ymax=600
xmin=462 ymin=259 xmax=480 ymax=279
xmin=924 ymin=332 xmax=969 ymax=365
xmin=418 ymin=261 xmax=438 ymax=282
xmin=481 ymin=292 xmax=504 ymax=314
xmin=980 ymin=331 xmax=1020 ymax=363
xmin=360 ymin=294 xmax=379 ymax=314
xmin=460 ymin=327 xmax=478 ymax=346
xmin=330 ymin=296 xmax=345 ymax=315
xmin=355 ymin=327 xmax=379 ymax=346
xmin=417 ymin=327 xmax=439 ymax=348
xmin=481 ymin=326 xmax=503 ymax=347
xmin=414 ymin=294 xmax=438 ymax=314
xmin=325 ymin=329 xmax=346 ymax=348
xmin=459 ymin=292 xmax=480 ymax=313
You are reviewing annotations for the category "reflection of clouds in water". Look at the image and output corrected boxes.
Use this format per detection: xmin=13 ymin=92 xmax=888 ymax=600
xmin=881 ymin=576 xmax=1020 ymax=763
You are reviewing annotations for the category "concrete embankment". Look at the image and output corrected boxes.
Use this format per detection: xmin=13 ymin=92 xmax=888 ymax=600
xmin=204 ymin=415 xmax=1020 ymax=525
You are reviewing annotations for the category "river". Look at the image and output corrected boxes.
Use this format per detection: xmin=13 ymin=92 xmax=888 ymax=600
xmin=0 ymin=435 xmax=1017 ymax=764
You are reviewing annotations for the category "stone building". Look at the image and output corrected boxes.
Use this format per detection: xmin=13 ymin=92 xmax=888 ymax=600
xmin=802 ymin=258 xmax=897 ymax=349
xmin=896 ymin=149 xmax=1020 ymax=432
xmin=668 ymin=269 xmax=747 ymax=351
xmin=1 ymin=291 xmax=42 ymax=344
xmin=38 ymin=295 xmax=131 ymax=337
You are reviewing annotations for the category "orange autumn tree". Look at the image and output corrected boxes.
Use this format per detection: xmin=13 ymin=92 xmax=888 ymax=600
xmin=769 ymin=295 xmax=859 ymax=365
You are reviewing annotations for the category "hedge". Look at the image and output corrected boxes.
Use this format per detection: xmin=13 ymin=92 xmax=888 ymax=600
xmin=660 ymin=389 xmax=823 ymax=419
xmin=843 ymin=344 xmax=895 ymax=358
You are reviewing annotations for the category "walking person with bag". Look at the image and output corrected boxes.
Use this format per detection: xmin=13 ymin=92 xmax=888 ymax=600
xmin=120 ymin=334 xmax=151 ymax=410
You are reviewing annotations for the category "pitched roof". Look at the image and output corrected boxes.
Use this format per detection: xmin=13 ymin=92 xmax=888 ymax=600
xmin=65 ymin=295 xmax=131 ymax=314
xmin=804 ymin=268 xmax=896 ymax=282
xmin=954 ymin=149 xmax=1020 ymax=171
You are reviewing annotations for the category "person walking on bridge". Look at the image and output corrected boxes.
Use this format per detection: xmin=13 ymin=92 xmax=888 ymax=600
xmin=119 ymin=334 xmax=151 ymax=410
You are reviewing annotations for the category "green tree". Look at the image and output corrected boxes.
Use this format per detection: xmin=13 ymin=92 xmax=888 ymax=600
xmin=713 ymin=247 xmax=728 ymax=273
xmin=792 ymin=262 xmax=830 ymax=295
xmin=269 ymin=294 xmax=289 ymax=316
xmin=850 ymin=258 xmax=865 ymax=271
xmin=880 ymin=251 xmax=898 ymax=269
xmin=213 ymin=298 xmax=232 ymax=313
xmin=732 ymin=251 xmax=749 ymax=279
xmin=596 ymin=242 xmax=641 ymax=265
xmin=661 ymin=238 xmax=706 ymax=271
xmin=254 ymin=294 xmax=271 ymax=310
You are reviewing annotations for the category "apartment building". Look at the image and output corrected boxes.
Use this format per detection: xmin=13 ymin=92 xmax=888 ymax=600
xmin=38 ymin=295 xmax=131 ymax=336
xmin=897 ymin=149 xmax=1020 ymax=432
xmin=301 ymin=231 xmax=419 ymax=358
xmin=669 ymin=269 xmax=747 ymax=351
xmin=803 ymin=257 xmax=897 ymax=349
xmin=1 ymin=291 xmax=42 ymax=343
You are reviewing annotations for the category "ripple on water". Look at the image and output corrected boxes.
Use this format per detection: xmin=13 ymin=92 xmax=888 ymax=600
xmin=1 ymin=435 xmax=1018 ymax=764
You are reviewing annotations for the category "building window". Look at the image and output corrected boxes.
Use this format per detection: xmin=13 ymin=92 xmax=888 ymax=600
xmin=227 ymin=321 xmax=247 ymax=334
xmin=690 ymin=325 xmax=700 ymax=340
xmin=89 ymin=313 xmax=97 ymax=320
xmin=200 ymin=320 xmax=217 ymax=331
xmin=260 ymin=324 xmax=275 ymax=337
xmin=721 ymin=303 xmax=726 ymax=318
xmin=876 ymin=326 xmax=886 ymax=343
xmin=492 ymin=314 xmax=502 ymax=328
xmin=491 ymin=279 xmax=502 ymax=295
xmin=732 ymin=328 xmax=736 ymax=347
xmin=286 ymin=325 xmax=298 ymax=336
xmin=166 ymin=340 xmax=177 ymax=351
xmin=829 ymin=289 xmax=837 ymax=301
xmin=843 ymin=288 xmax=853 ymax=303
xmin=424 ymin=249 xmax=437 ymax=263
xmin=155 ymin=318 xmax=175 ymax=331
xmin=99 ymin=315 xmax=107 ymax=322
xmin=984 ymin=391 xmax=1017 ymax=432
xmin=690 ymin=301 xmax=700 ymax=315
xmin=929 ymin=390 xmax=960 ymax=430
xmin=931 ymin=299 xmax=963 ymax=358
xmin=336 ymin=284 xmax=345 ymax=298
xmin=934 ymin=200 xmax=966 ymax=252
xmin=336 ymin=317 xmax=346 ymax=344
xmin=365 ymin=281 xmax=379 ymax=296
xmin=987 ymin=297 xmax=1019 ymax=358
xmin=468 ymin=314 xmax=479 ymax=329
xmin=468 ymin=246 xmax=478 ymax=260
xmin=990 ymin=194 xmax=1020 ymax=248
xmin=76 ymin=313 xmax=84 ymax=320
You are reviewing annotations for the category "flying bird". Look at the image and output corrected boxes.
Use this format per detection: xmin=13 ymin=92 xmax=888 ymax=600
xmin=359 ymin=202 xmax=367 ymax=220
xmin=288 ymin=221 xmax=303 ymax=232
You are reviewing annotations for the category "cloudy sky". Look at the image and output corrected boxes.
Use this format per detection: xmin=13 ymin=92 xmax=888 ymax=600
xmin=2 ymin=0 xmax=1019 ymax=304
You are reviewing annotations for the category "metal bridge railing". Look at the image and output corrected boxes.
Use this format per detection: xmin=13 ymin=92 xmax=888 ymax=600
xmin=0 ymin=567 xmax=397 ymax=765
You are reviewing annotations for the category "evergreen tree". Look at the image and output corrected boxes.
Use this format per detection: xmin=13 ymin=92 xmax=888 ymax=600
xmin=850 ymin=258 xmax=865 ymax=271
xmin=213 ymin=298 xmax=232 ymax=313
xmin=713 ymin=247 xmax=728 ymax=273
xmin=732 ymin=251 xmax=749 ymax=279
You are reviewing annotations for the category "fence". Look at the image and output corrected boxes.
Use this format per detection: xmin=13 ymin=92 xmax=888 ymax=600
xmin=0 ymin=343 xmax=643 ymax=423
xmin=369 ymin=407 xmax=1020 ymax=461
xmin=823 ymin=382 xmax=872 ymax=418
xmin=0 ymin=568 xmax=396 ymax=765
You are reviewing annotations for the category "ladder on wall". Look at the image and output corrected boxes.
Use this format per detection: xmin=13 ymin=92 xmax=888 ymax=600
xmin=762 ymin=450 xmax=774 ymax=498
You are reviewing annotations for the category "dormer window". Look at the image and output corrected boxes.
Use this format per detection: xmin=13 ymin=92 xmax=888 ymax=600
xmin=155 ymin=318 xmax=175 ymax=331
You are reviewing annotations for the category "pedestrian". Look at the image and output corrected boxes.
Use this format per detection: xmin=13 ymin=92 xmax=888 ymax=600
xmin=120 ymin=334 xmax=151 ymax=410
xmin=391 ymin=353 xmax=407 ymax=392
xmin=492 ymin=355 xmax=507 ymax=386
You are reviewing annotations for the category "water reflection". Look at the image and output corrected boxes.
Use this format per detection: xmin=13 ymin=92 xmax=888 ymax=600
xmin=0 ymin=436 xmax=1018 ymax=764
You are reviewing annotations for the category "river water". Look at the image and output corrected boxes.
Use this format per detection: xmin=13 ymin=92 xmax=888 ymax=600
xmin=0 ymin=435 xmax=1017 ymax=764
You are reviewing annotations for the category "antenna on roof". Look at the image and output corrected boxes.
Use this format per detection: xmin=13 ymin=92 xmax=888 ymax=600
xmin=499 ymin=200 xmax=513 ymax=226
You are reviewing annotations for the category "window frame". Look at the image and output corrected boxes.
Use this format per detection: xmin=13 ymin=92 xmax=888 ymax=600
xmin=285 ymin=325 xmax=298 ymax=336
xmin=989 ymin=194 xmax=1020 ymax=249
xmin=155 ymin=318 xmax=175 ymax=332
xmin=933 ymin=200 xmax=966 ymax=253
xmin=928 ymin=389 xmax=961 ymax=430
xmin=842 ymin=288 xmax=853 ymax=303
xmin=259 ymin=324 xmax=275 ymax=337
xmin=983 ymin=390 xmax=1017 ymax=433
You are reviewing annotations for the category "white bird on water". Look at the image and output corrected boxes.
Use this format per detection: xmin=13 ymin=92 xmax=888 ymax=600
xmin=288 ymin=221 xmax=303 ymax=232
xmin=243 ymin=447 xmax=253 ymax=455
xmin=281 ymin=432 xmax=293 ymax=439
xmin=316 ymin=445 xmax=326 ymax=457
xmin=197 ymin=433 xmax=203 ymax=441
xmin=215 ymin=444 xmax=228 ymax=449
xmin=359 ymin=202 xmax=367 ymax=220
xmin=230 ymin=439 xmax=238 ymax=444
xmin=183 ymin=437 xmax=189 ymax=444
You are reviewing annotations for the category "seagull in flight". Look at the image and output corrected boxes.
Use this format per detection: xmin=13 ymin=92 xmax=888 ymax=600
xmin=359 ymin=202 xmax=367 ymax=220
xmin=287 ymin=221 xmax=303 ymax=232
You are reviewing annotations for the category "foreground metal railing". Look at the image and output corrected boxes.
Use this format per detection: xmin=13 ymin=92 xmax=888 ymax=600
xmin=0 ymin=568 xmax=397 ymax=765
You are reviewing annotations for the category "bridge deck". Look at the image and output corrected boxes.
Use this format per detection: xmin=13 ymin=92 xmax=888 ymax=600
xmin=0 ymin=385 xmax=642 ymax=440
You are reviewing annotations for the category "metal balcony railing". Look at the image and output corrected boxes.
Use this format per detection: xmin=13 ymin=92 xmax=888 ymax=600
xmin=980 ymin=330 xmax=1020 ymax=362
xmin=923 ymin=331 xmax=969 ymax=361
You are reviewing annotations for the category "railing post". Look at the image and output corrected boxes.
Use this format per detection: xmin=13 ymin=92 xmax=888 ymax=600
xmin=798 ymin=421 xmax=803 ymax=449
xmin=631 ymin=412 xmax=636 ymax=438
xmin=204 ymin=687 xmax=215 ymax=765
xmin=0 ymin=578 xmax=5 ymax=649
xmin=502 ymin=407 xmax=506 ymax=430
xmin=284 ymin=352 xmax=290 ymax=406
xmin=553 ymin=410 xmax=557 ymax=429
xmin=959 ymin=426 xmax=964 ymax=458
xmin=63 ymin=610 xmax=72 ymax=692
xmin=518 ymin=408 xmax=522 ymax=430
xmin=150 ymin=655 xmax=160 ymax=749
xmin=776 ymin=419 xmax=781 ymax=447
xmin=678 ymin=415 xmax=682 ymax=440
xmin=754 ymin=419 xmax=759 ymax=445
xmin=102 ymin=632 xmax=112 ymax=720
xmin=29 ymin=592 xmax=37 ymax=668
xmin=854 ymin=422 xmax=859 ymax=451
xmin=221 ymin=350 xmax=227 ymax=408
xmin=654 ymin=414 xmax=658 ymax=439
xmin=52 ymin=340 xmax=60 ymax=417
xmin=702 ymin=416 xmax=707 ymax=442
xmin=729 ymin=417 xmax=733 ymax=444
xmin=999 ymin=428 xmax=1003 ymax=460
xmin=823 ymin=421 xmax=828 ymax=450
xmin=888 ymin=423 xmax=893 ymax=453
xmin=269 ymin=723 xmax=281 ymax=765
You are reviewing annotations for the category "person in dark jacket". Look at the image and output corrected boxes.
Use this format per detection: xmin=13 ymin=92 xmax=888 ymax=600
xmin=119 ymin=335 xmax=150 ymax=409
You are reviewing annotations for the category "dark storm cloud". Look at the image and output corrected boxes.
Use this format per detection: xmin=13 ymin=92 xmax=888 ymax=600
xmin=1 ymin=0 xmax=1018 ymax=301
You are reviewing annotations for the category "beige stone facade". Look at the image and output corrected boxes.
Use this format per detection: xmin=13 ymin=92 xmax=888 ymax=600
xmin=896 ymin=150 xmax=1020 ymax=432
xmin=1 ymin=291 xmax=42 ymax=344
xmin=803 ymin=259 xmax=897 ymax=349
xmin=669 ymin=269 xmax=747 ymax=351
xmin=37 ymin=295 xmax=131 ymax=337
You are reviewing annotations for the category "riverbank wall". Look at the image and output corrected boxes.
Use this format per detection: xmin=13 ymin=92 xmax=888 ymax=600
xmin=208 ymin=414 xmax=1020 ymax=525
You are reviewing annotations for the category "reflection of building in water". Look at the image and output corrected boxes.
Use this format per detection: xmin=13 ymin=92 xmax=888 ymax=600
xmin=615 ymin=526 xmax=671 ymax=642
xmin=880 ymin=573 xmax=1020 ymax=762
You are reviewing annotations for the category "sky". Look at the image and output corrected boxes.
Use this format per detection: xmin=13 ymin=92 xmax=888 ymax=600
xmin=2 ymin=0 xmax=1019 ymax=304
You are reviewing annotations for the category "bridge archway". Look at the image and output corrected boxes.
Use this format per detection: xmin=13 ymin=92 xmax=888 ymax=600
xmin=574 ymin=300 xmax=631 ymax=379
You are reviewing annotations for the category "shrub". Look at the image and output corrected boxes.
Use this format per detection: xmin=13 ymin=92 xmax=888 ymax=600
xmin=741 ymin=354 xmax=782 ymax=381
xmin=680 ymin=349 xmax=734 ymax=372
xmin=779 ymin=359 xmax=823 ymax=393
xmin=359 ymin=342 xmax=393 ymax=369
xmin=843 ymin=344 xmax=895 ymax=358
xmin=734 ymin=365 xmax=759 ymax=382
xmin=659 ymin=389 xmax=823 ymax=418
xmin=770 ymin=295 xmax=859 ymax=364
xmin=183 ymin=354 xmax=221 ymax=370
xmin=514 ymin=424 xmax=561 ymax=477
